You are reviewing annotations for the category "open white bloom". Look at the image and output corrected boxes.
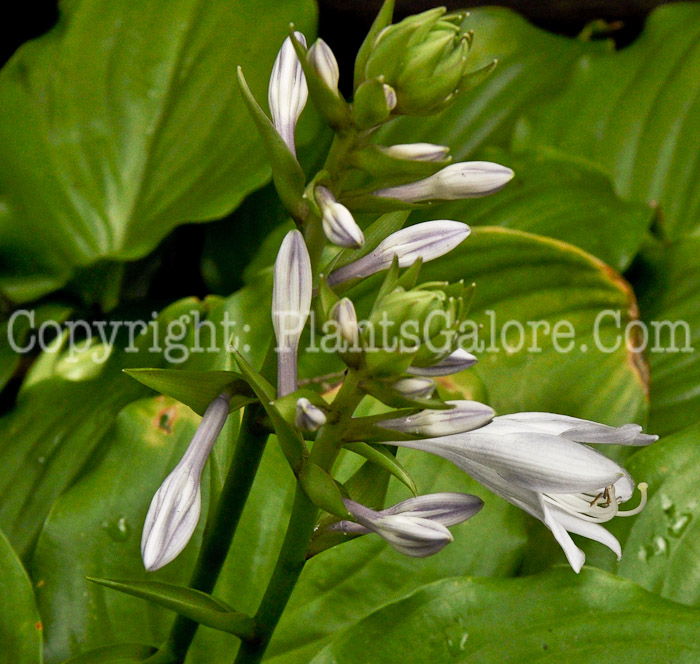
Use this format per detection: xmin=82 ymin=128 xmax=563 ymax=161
xmin=316 ymin=186 xmax=364 ymax=248
xmin=380 ymin=143 xmax=450 ymax=162
xmin=272 ymin=230 xmax=312 ymax=397
xmin=326 ymin=220 xmax=470 ymax=286
xmin=268 ymin=32 xmax=308 ymax=156
xmin=295 ymin=397 xmax=327 ymax=432
xmin=308 ymin=38 xmax=340 ymax=93
xmin=378 ymin=400 xmax=494 ymax=437
xmin=391 ymin=413 xmax=657 ymax=572
xmin=141 ymin=393 xmax=231 ymax=571
xmin=374 ymin=161 xmax=514 ymax=202
xmin=331 ymin=493 xmax=482 ymax=557
xmin=407 ymin=348 xmax=477 ymax=377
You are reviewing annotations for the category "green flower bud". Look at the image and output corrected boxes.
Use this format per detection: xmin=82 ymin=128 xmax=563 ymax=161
xmin=363 ymin=8 xmax=474 ymax=115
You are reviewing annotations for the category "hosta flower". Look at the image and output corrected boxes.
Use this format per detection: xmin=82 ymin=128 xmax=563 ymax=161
xmin=407 ymin=347 xmax=477 ymax=376
xmin=391 ymin=413 xmax=656 ymax=572
xmin=268 ymin=32 xmax=308 ymax=156
xmin=316 ymin=186 xmax=364 ymax=248
xmin=374 ymin=162 xmax=514 ymax=203
xmin=295 ymin=397 xmax=327 ymax=432
xmin=392 ymin=377 xmax=437 ymax=399
xmin=272 ymin=230 xmax=312 ymax=397
xmin=308 ymin=38 xmax=340 ymax=93
xmin=380 ymin=142 xmax=450 ymax=162
xmin=378 ymin=400 xmax=494 ymax=437
xmin=326 ymin=220 xmax=470 ymax=286
xmin=141 ymin=393 xmax=231 ymax=571
xmin=331 ymin=493 xmax=482 ymax=557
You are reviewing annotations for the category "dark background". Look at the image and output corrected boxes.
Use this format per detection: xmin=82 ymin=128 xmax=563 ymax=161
xmin=0 ymin=0 xmax=686 ymax=68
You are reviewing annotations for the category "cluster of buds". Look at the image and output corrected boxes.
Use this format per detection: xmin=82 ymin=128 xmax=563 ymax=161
xmin=138 ymin=2 xmax=657 ymax=575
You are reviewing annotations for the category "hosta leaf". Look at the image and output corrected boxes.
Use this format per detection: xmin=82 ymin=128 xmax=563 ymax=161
xmin=0 ymin=0 xmax=316 ymax=302
xmin=62 ymin=644 xmax=156 ymax=663
xmin=310 ymin=568 xmax=700 ymax=664
xmin=636 ymin=238 xmax=700 ymax=436
xmin=518 ymin=4 xmax=700 ymax=239
xmin=30 ymin=398 xmax=203 ymax=663
xmin=0 ymin=528 xmax=42 ymax=664
xmin=411 ymin=148 xmax=654 ymax=273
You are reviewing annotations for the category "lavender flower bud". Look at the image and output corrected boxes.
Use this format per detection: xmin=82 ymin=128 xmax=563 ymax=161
xmin=407 ymin=348 xmax=478 ymax=376
xmin=295 ymin=397 xmax=327 ymax=432
xmin=272 ymin=230 xmax=312 ymax=397
xmin=329 ymin=298 xmax=359 ymax=347
xmin=392 ymin=377 xmax=437 ymax=399
xmin=268 ymin=32 xmax=308 ymax=156
xmin=141 ymin=393 xmax=231 ymax=571
xmin=326 ymin=220 xmax=470 ymax=286
xmin=308 ymin=38 xmax=340 ymax=93
xmin=374 ymin=161 xmax=514 ymax=202
xmin=378 ymin=399 xmax=494 ymax=437
xmin=383 ymin=83 xmax=397 ymax=111
xmin=316 ymin=186 xmax=365 ymax=248
xmin=380 ymin=143 xmax=450 ymax=162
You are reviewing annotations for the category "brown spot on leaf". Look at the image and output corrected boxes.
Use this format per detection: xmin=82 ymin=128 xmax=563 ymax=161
xmin=155 ymin=406 xmax=178 ymax=434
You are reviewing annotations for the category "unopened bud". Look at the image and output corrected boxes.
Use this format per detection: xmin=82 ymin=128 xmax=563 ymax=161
xmin=268 ymin=32 xmax=309 ymax=156
xmin=272 ymin=230 xmax=312 ymax=396
xmin=407 ymin=348 xmax=477 ymax=376
xmin=392 ymin=377 xmax=436 ymax=399
xmin=295 ymin=397 xmax=327 ymax=432
xmin=330 ymin=298 xmax=359 ymax=347
xmin=308 ymin=38 xmax=340 ymax=93
xmin=380 ymin=143 xmax=450 ymax=162
xmin=141 ymin=393 xmax=230 ymax=571
xmin=316 ymin=186 xmax=364 ymax=248
xmin=383 ymin=83 xmax=397 ymax=111
xmin=327 ymin=220 xmax=470 ymax=286
xmin=374 ymin=161 xmax=514 ymax=202
xmin=378 ymin=399 xmax=494 ymax=437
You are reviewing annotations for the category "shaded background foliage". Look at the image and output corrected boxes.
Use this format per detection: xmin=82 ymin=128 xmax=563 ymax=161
xmin=1 ymin=1 xmax=700 ymax=663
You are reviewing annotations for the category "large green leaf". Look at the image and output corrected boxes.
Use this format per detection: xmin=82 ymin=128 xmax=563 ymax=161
xmin=0 ymin=0 xmax=317 ymax=303
xmin=0 ymin=528 xmax=42 ymax=664
xmin=636 ymin=238 xmax=700 ymax=436
xmin=310 ymin=568 xmax=700 ymax=664
xmin=411 ymin=148 xmax=654 ymax=273
xmin=30 ymin=398 xmax=202 ymax=663
xmin=0 ymin=298 xmax=207 ymax=557
xmin=518 ymin=4 xmax=700 ymax=239
xmin=376 ymin=8 xmax=603 ymax=161
xmin=612 ymin=423 xmax=700 ymax=607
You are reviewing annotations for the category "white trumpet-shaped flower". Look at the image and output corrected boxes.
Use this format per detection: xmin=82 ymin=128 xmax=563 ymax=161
xmin=407 ymin=348 xmax=477 ymax=377
xmin=141 ymin=393 xmax=231 ymax=571
xmin=308 ymin=38 xmax=340 ymax=92
xmin=374 ymin=161 xmax=514 ymax=202
xmin=316 ymin=186 xmax=364 ymax=248
xmin=326 ymin=220 xmax=470 ymax=286
xmin=268 ymin=32 xmax=308 ymax=156
xmin=330 ymin=493 xmax=483 ymax=557
xmin=390 ymin=412 xmax=657 ymax=572
xmin=272 ymin=230 xmax=312 ymax=397
xmin=295 ymin=397 xmax=327 ymax=432
xmin=380 ymin=143 xmax=450 ymax=162
xmin=378 ymin=400 xmax=494 ymax=437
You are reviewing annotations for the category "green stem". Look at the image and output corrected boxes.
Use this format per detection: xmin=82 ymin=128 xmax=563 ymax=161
xmin=152 ymin=404 xmax=268 ymax=662
xmin=233 ymin=371 xmax=363 ymax=664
